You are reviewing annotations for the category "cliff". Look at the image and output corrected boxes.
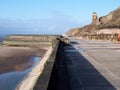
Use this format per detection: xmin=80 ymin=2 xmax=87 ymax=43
xmin=67 ymin=6 xmax=120 ymax=37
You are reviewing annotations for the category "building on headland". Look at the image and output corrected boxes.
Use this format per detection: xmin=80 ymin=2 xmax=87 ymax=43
xmin=92 ymin=12 xmax=97 ymax=23
xmin=92 ymin=12 xmax=101 ymax=25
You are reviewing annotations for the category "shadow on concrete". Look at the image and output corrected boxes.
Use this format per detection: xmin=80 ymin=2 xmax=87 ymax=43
xmin=71 ymin=41 xmax=79 ymax=45
xmin=65 ymin=45 xmax=116 ymax=90
xmin=47 ymin=42 xmax=71 ymax=90
xmin=33 ymin=40 xmax=116 ymax=90
xmin=33 ymin=40 xmax=71 ymax=90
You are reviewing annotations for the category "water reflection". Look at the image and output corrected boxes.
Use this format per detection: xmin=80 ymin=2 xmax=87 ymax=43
xmin=0 ymin=56 xmax=40 ymax=90
xmin=33 ymin=57 xmax=40 ymax=64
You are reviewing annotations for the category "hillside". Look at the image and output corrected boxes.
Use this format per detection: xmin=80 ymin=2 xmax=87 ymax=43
xmin=67 ymin=6 xmax=120 ymax=37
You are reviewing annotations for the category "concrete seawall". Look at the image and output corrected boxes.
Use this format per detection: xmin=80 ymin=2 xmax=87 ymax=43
xmin=16 ymin=37 xmax=70 ymax=90
xmin=16 ymin=47 xmax=53 ymax=90
xmin=76 ymin=34 xmax=118 ymax=43
xmin=33 ymin=37 xmax=71 ymax=90
xmin=2 ymin=35 xmax=59 ymax=49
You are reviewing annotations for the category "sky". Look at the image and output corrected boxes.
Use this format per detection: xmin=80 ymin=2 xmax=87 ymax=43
xmin=0 ymin=0 xmax=119 ymax=34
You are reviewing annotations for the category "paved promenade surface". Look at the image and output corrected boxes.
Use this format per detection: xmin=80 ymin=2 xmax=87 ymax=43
xmin=64 ymin=38 xmax=120 ymax=90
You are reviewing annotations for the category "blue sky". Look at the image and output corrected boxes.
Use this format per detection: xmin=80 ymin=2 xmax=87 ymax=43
xmin=0 ymin=0 xmax=119 ymax=34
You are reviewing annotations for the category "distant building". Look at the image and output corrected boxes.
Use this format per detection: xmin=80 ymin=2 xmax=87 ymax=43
xmin=92 ymin=12 xmax=97 ymax=22
xmin=92 ymin=12 xmax=100 ymax=25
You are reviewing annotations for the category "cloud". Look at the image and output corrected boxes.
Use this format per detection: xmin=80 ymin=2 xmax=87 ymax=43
xmin=0 ymin=15 xmax=81 ymax=34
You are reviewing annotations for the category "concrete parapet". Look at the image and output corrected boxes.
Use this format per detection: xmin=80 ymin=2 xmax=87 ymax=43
xmin=16 ymin=47 xmax=53 ymax=90
xmin=33 ymin=37 xmax=70 ymax=90
xmin=16 ymin=37 xmax=61 ymax=90
xmin=9 ymin=36 xmax=70 ymax=90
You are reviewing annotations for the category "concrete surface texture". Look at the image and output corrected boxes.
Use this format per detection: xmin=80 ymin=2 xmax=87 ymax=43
xmin=64 ymin=38 xmax=120 ymax=90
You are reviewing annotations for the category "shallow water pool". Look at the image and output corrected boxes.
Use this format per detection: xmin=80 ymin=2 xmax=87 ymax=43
xmin=0 ymin=56 xmax=40 ymax=90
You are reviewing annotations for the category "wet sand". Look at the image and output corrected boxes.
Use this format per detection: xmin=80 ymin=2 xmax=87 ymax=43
xmin=0 ymin=46 xmax=46 ymax=73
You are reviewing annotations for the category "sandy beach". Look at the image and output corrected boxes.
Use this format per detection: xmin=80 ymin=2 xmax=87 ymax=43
xmin=0 ymin=46 xmax=46 ymax=73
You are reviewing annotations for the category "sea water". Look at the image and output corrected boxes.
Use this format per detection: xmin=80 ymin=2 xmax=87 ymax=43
xmin=0 ymin=57 xmax=40 ymax=90
xmin=0 ymin=34 xmax=6 ymax=45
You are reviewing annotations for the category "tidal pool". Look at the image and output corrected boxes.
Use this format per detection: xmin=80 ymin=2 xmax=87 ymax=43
xmin=0 ymin=56 xmax=40 ymax=90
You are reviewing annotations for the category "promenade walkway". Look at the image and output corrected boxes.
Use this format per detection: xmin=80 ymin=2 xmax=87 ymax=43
xmin=64 ymin=38 xmax=120 ymax=90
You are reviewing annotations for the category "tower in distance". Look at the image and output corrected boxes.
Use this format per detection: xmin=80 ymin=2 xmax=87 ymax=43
xmin=92 ymin=12 xmax=98 ymax=23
